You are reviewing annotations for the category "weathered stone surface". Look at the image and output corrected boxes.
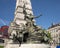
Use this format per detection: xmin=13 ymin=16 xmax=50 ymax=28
xmin=4 ymin=44 xmax=50 ymax=48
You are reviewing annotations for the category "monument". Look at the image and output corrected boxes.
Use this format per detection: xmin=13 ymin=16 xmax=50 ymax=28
xmin=4 ymin=0 xmax=50 ymax=48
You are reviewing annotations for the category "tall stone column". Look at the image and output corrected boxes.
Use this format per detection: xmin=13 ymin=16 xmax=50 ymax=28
xmin=8 ymin=0 xmax=34 ymax=42
xmin=14 ymin=0 xmax=33 ymax=25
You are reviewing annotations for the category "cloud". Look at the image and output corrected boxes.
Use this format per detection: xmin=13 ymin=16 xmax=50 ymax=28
xmin=0 ymin=18 xmax=6 ymax=25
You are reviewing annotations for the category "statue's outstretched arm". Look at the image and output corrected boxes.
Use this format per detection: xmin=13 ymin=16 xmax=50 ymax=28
xmin=34 ymin=14 xmax=42 ymax=18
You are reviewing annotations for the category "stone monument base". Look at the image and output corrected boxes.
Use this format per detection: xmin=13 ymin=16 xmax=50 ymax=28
xmin=4 ymin=44 xmax=50 ymax=48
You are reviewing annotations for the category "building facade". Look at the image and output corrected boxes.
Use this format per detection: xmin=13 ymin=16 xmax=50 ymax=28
xmin=0 ymin=26 xmax=9 ymax=43
xmin=48 ymin=23 xmax=60 ymax=46
xmin=1 ymin=26 xmax=9 ymax=38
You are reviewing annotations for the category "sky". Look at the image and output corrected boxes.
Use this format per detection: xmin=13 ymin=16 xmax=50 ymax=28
xmin=0 ymin=0 xmax=60 ymax=29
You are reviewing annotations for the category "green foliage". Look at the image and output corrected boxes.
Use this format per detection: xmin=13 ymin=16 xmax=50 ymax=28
xmin=0 ymin=46 xmax=4 ymax=48
xmin=39 ymin=29 xmax=52 ymax=44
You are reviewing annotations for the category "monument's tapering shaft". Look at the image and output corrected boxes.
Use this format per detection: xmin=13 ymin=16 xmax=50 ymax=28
xmin=8 ymin=0 xmax=34 ymax=38
xmin=14 ymin=0 xmax=33 ymax=25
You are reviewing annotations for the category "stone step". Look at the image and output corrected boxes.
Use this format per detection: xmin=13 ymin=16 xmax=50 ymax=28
xmin=4 ymin=44 xmax=50 ymax=48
